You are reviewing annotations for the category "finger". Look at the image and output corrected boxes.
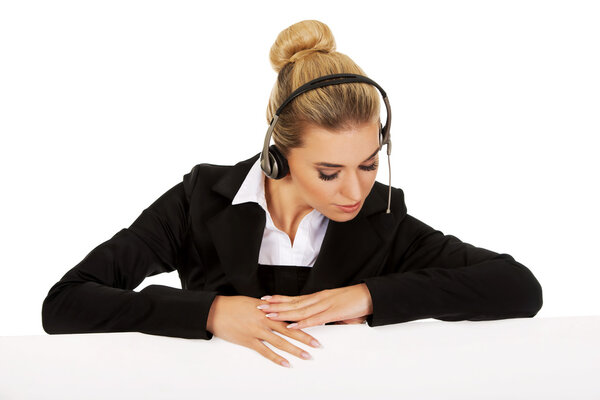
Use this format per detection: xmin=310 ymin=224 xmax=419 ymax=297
xmin=270 ymin=321 xmax=323 ymax=349
xmin=267 ymin=301 xmax=333 ymax=327
xmin=260 ymin=330 xmax=313 ymax=361
xmin=263 ymin=291 xmax=328 ymax=305
xmin=262 ymin=294 xmax=300 ymax=303
xmin=256 ymin=295 xmax=321 ymax=313
xmin=285 ymin=309 xmax=330 ymax=330
xmin=263 ymin=297 xmax=330 ymax=322
xmin=251 ymin=339 xmax=291 ymax=368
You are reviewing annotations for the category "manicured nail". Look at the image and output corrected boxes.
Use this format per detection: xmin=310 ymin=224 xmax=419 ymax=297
xmin=281 ymin=360 xmax=290 ymax=368
xmin=261 ymin=295 xmax=272 ymax=300
xmin=256 ymin=304 xmax=269 ymax=309
xmin=286 ymin=323 xmax=298 ymax=329
xmin=265 ymin=313 xmax=278 ymax=318
xmin=310 ymin=339 xmax=322 ymax=348
xmin=301 ymin=351 xmax=312 ymax=360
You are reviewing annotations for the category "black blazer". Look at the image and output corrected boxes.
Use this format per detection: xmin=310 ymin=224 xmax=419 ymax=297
xmin=42 ymin=152 xmax=543 ymax=340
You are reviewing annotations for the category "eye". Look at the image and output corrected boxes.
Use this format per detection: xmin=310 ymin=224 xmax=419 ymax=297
xmin=360 ymin=161 xmax=378 ymax=171
xmin=318 ymin=161 xmax=378 ymax=182
xmin=319 ymin=172 xmax=338 ymax=181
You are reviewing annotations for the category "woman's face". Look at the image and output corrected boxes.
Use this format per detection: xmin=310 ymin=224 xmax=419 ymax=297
xmin=286 ymin=119 xmax=381 ymax=222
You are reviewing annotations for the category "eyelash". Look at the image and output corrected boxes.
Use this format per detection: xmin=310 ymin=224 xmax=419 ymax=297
xmin=318 ymin=161 xmax=379 ymax=182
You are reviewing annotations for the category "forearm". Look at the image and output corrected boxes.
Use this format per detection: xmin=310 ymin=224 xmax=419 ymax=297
xmin=360 ymin=255 xmax=543 ymax=326
xmin=42 ymin=281 xmax=219 ymax=340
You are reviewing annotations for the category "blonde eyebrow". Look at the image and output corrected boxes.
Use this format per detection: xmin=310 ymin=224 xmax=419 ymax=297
xmin=313 ymin=147 xmax=380 ymax=168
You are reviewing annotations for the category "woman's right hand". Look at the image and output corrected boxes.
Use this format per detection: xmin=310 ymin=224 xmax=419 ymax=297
xmin=206 ymin=295 xmax=321 ymax=368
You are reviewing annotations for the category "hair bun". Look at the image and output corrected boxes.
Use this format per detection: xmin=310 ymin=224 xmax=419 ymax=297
xmin=269 ymin=20 xmax=336 ymax=73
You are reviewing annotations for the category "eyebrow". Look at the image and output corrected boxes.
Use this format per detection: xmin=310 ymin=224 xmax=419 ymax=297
xmin=313 ymin=147 xmax=380 ymax=168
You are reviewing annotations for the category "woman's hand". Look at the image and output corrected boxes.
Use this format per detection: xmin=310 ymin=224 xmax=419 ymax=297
xmin=206 ymin=295 xmax=321 ymax=368
xmin=256 ymin=283 xmax=373 ymax=329
xmin=331 ymin=316 xmax=367 ymax=325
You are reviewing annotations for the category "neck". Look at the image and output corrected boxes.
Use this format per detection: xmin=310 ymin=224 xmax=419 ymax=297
xmin=264 ymin=175 xmax=314 ymax=240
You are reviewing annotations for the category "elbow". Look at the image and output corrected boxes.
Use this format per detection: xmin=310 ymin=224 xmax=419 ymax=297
xmin=509 ymin=259 xmax=544 ymax=318
xmin=41 ymin=283 xmax=72 ymax=335
xmin=465 ymin=258 xmax=544 ymax=322
xmin=41 ymin=298 xmax=55 ymax=334
xmin=525 ymin=272 xmax=544 ymax=317
xmin=41 ymin=292 xmax=61 ymax=334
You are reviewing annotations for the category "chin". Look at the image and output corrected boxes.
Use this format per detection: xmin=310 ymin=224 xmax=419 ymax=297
xmin=325 ymin=208 xmax=361 ymax=222
xmin=329 ymin=215 xmax=356 ymax=223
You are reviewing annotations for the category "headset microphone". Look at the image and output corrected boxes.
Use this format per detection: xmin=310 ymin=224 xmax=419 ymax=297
xmin=260 ymin=73 xmax=393 ymax=214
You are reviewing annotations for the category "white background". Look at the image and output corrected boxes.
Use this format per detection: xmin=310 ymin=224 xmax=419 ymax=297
xmin=1 ymin=0 xmax=598 ymax=335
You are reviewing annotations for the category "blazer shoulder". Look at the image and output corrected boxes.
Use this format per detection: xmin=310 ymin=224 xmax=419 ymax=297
xmin=181 ymin=153 xmax=260 ymax=202
xmin=182 ymin=162 xmax=233 ymax=197
xmin=371 ymin=180 xmax=408 ymax=217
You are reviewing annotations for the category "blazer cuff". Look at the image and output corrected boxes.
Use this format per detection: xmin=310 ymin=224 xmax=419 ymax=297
xmin=360 ymin=276 xmax=417 ymax=327
xmin=138 ymin=284 xmax=219 ymax=340
xmin=360 ymin=277 xmax=392 ymax=327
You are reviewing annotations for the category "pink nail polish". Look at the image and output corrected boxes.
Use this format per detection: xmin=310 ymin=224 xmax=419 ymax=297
xmin=261 ymin=295 xmax=272 ymax=300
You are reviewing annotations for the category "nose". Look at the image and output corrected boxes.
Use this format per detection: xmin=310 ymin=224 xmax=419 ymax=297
xmin=340 ymin=170 xmax=362 ymax=204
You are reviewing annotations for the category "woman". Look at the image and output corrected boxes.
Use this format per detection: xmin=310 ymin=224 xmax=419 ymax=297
xmin=41 ymin=20 xmax=543 ymax=368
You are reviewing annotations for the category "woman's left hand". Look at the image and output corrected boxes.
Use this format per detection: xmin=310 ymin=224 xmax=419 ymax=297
xmin=256 ymin=283 xmax=373 ymax=329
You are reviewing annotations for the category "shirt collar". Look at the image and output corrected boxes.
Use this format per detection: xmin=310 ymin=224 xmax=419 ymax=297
xmin=231 ymin=157 xmax=269 ymax=212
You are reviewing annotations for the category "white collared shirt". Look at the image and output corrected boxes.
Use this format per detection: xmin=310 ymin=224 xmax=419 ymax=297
xmin=231 ymin=158 xmax=330 ymax=267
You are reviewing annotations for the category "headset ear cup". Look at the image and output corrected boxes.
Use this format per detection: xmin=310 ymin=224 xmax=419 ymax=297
xmin=379 ymin=122 xmax=383 ymax=147
xmin=268 ymin=144 xmax=289 ymax=180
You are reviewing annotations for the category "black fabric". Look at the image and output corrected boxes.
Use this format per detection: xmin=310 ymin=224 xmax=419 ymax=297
xmin=41 ymin=152 xmax=544 ymax=341
xmin=256 ymin=263 xmax=311 ymax=297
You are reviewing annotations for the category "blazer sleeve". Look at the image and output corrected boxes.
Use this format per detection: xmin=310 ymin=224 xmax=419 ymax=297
xmin=360 ymin=214 xmax=543 ymax=327
xmin=41 ymin=165 xmax=219 ymax=340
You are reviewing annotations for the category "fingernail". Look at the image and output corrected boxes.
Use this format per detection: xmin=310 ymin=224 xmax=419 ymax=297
xmin=256 ymin=304 xmax=269 ymax=310
xmin=301 ymin=351 xmax=312 ymax=360
xmin=281 ymin=360 xmax=290 ymax=368
xmin=286 ymin=323 xmax=298 ymax=329
xmin=310 ymin=339 xmax=322 ymax=348
xmin=261 ymin=295 xmax=272 ymax=300
xmin=265 ymin=313 xmax=278 ymax=318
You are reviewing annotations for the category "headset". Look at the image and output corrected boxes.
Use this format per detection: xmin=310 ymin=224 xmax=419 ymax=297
xmin=260 ymin=73 xmax=393 ymax=214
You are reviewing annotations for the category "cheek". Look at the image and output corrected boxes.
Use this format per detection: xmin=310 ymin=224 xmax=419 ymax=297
xmin=361 ymin=174 xmax=377 ymax=194
xmin=294 ymin=170 xmax=335 ymax=205
xmin=303 ymin=180 xmax=336 ymax=204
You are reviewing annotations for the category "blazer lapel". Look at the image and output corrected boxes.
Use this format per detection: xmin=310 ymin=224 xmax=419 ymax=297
xmin=205 ymin=152 xmax=400 ymax=298
xmin=206 ymin=201 xmax=268 ymax=298
xmin=206 ymin=154 xmax=268 ymax=298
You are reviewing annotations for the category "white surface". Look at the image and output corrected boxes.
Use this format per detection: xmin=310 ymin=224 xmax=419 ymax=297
xmin=1 ymin=316 xmax=599 ymax=399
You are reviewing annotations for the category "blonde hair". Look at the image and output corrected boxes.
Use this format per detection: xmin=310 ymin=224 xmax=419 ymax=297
xmin=266 ymin=20 xmax=381 ymax=157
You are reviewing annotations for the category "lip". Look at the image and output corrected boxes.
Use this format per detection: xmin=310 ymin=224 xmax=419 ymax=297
xmin=336 ymin=201 xmax=361 ymax=213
